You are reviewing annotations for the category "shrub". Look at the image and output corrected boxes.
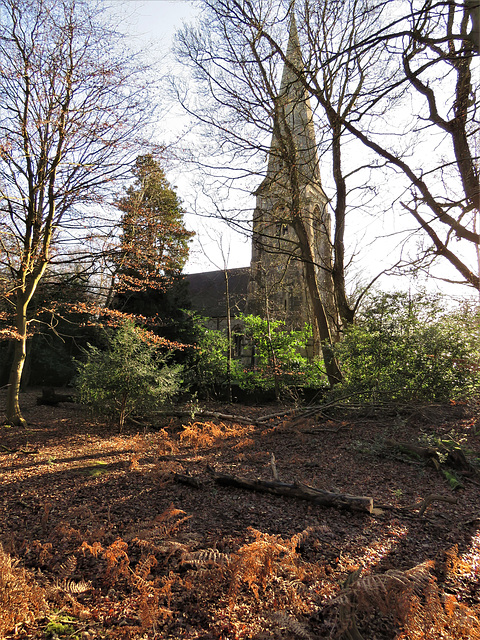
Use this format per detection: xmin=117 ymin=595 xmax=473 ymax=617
xmin=184 ymin=316 xmax=230 ymax=398
xmin=234 ymin=315 xmax=327 ymax=395
xmin=76 ymin=320 xmax=182 ymax=429
xmin=334 ymin=292 xmax=480 ymax=402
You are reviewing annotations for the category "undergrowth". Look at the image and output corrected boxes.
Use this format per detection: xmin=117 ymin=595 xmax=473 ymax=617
xmin=0 ymin=544 xmax=47 ymax=638
xmin=4 ymin=502 xmax=480 ymax=640
xmin=1 ymin=419 xmax=479 ymax=639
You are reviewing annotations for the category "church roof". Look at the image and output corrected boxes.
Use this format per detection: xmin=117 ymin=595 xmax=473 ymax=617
xmin=185 ymin=267 xmax=250 ymax=319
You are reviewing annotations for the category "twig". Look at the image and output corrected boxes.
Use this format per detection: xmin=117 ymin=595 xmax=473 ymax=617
xmin=377 ymin=494 xmax=457 ymax=517
xmin=0 ymin=444 xmax=38 ymax=455
xmin=270 ymin=453 xmax=279 ymax=481
xmin=256 ymin=390 xmax=376 ymax=425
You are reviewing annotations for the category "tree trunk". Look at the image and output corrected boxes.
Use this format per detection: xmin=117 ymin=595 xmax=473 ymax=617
xmin=292 ymin=217 xmax=343 ymax=386
xmin=330 ymin=118 xmax=355 ymax=328
xmin=6 ymin=265 xmax=48 ymax=427
xmin=20 ymin=336 xmax=34 ymax=391
xmin=265 ymin=298 xmax=280 ymax=401
xmin=6 ymin=294 xmax=29 ymax=427
xmin=224 ymin=269 xmax=232 ymax=403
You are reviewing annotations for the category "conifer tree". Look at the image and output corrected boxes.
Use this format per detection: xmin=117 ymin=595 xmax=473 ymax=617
xmin=112 ymin=154 xmax=194 ymax=313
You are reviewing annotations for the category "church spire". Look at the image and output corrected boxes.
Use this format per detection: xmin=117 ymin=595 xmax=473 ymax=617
xmin=266 ymin=10 xmax=321 ymax=185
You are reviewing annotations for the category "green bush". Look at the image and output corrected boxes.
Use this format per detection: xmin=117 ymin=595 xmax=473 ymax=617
xmin=233 ymin=315 xmax=327 ymax=394
xmin=334 ymin=292 xmax=480 ymax=402
xmin=185 ymin=316 xmax=230 ymax=398
xmin=76 ymin=320 xmax=182 ymax=429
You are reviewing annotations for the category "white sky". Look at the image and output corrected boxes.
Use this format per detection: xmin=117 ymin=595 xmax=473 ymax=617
xmin=115 ymin=1 xmax=478 ymax=301
xmin=113 ymin=0 xmax=252 ymax=274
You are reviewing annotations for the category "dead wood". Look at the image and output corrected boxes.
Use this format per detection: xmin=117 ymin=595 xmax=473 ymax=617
xmin=255 ymin=394 xmax=406 ymax=426
xmin=173 ymin=473 xmax=203 ymax=488
xmin=0 ymin=444 xmax=38 ymax=455
xmin=302 ymin=425 xmax=348 ymax=435
xmin=159 ymin=409 xmax=259 ymax=426
xmin=197 ymin=410 xmax=258 ymax=425
xmin=207 ymin=467 xmax=373 ymax=513
xmin=376 ymin=493 xmax=457 ymax=517
xmin=385 ymin=439 xmax=476 ymax=490
xmin=415 ymin=494 xmax=457 ymax=517
xmin=385 ymin=439 xmax=438 ymax=459
xmin=37 ymin=387 xmax=75 ymax=406
xmin=270 ymin=453 xmax=280 ymax=481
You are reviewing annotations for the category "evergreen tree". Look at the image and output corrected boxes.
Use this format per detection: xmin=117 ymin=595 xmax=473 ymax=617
xmin=113 ymin=154 xmax=194 ymax=307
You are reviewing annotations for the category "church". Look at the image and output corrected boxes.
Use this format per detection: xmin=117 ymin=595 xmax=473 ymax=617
xmin=186 ymin=13 xmax=336 ymax=349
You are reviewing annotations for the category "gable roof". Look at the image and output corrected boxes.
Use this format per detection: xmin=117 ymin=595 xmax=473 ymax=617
xmin=185 ymin=267 xmax=250 ymax=319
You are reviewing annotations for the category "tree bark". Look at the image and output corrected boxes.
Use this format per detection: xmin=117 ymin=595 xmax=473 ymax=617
xmin=330 ymin=117 xmax=355 ymax=328
xmin=209 ymin=469 xmax=373 ymax=513
xmin=292 ymin=217 xmax=343 ymax=385
xmin=6 ymin=259 xmax=49 ymax=425
xmin=6 ymin=293 xmax=29 ymax=427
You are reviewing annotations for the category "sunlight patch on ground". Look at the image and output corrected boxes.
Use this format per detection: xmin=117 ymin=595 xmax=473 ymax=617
xmin=359 ymin=522 xmax=409 ymax=573
xmin=462 ymin=527 xmax=480 ymax=580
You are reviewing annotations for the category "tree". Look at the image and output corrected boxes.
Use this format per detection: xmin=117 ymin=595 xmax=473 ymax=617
xmin=0 ymin=0 xmax=152 ymax=426
xmin=111 ymin=154 xmax=194 ymax=309
xmin=175 ymin=3 xmax=345 ymax=384
xmin=176 ymin=0 xmax=479 ymax=327
xmin=260 ymin=0 xmax=480 ymax=291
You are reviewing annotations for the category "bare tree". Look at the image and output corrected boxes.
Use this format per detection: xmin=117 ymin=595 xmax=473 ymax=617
xmin=176 ymin=0 xmax=479 ymax=341
xmin=0 ymin=0 xmax=153 ymax=426
xmin=274 ymin=0 xmax=480 ymax=291
xmin=175 ymin=2 xmax=349 ymax=384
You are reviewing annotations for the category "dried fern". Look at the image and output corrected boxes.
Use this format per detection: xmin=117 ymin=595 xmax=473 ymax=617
xmin=57 ymin=555 xmax=77 ymax=578
xmin=59 ymin=579 xmax=92 ymax=595
xmin=153 ymin=503 xmax=192 ymax=536
xmin=0 ymin=544 xmax=47 ymax=636
xmin=182 ymin=548 xmax=231 ymax=568
xmin=102 ymin=539 xmax=130 ymax=582
xmin=402 ymin=580 xmax=480 ymax=640
xmin=331 ymin=561 xmax=435 ymax=639
xmin=130 ymin=555 xmax=158 ymax=594
xmin=228 ymin=528 xmax=303 ymax=603
xmin=79 ymin=540 xmax=104 ymax=558
xmin=136 ymin=571 xmax=178 ymax=631
xmin=271 ymin=612 xmax=313 ymax=639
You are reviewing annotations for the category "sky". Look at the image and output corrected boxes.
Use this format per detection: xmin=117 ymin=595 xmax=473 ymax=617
xmin=113 ymin=1 xmax=479 ymax=300
xmin=113 ymin=0 xmax=253 ymax=274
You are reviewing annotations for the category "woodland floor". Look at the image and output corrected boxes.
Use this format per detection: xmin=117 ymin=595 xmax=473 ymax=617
xmin=0 ymin=389 xmax=480 ymax=640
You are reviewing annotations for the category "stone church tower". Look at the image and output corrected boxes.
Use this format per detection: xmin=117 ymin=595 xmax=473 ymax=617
xmin=248 ymin=13 xmax=336 ymax=342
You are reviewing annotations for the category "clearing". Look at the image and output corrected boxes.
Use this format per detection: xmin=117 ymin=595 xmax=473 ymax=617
xmin=0 ymin=389 xmax=479 ymax=639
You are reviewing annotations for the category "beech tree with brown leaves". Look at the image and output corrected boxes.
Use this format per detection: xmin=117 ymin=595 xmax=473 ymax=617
xmin=0 ymin=0 xmax=152 ymax=426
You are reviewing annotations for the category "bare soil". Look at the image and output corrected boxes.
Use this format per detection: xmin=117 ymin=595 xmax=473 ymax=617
xmin=1 ymin=389 xmax=479 ymax=639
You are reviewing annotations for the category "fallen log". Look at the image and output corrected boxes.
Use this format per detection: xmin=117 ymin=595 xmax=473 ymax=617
xmin=173 ymin=473 xmax=203 ymax=489
xmin=156 ymin=409 xmax=259 ymax=426
xmin=208 ymin=468 xmax=373 ymax=514
xmin=385 ymin=439 xmax=438 ymax=460
xmin=37 ymin=387 xmax=76 ymax=406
